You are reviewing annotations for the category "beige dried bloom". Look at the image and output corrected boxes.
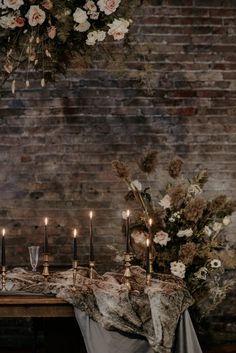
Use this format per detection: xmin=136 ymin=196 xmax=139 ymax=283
xmin=138 ymin=150 xmax=158 ymax=174
xmin=179 ymin=242 xmax=197 ymax=265
xmin=168 ymin=158 xmax=183 ymax=179
xmin=112 ymin=160 xmax=129 ymax=180
xmin=210 ymin=195 xmax=227 ymax=213
xmin=184 ymin=196 xmax=207 ymax=223
xmin=169 ymin=184 xmax=187 ymax=209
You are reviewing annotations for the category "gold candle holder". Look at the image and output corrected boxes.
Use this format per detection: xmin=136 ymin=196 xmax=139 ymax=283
xmin=124 ymin=252 xmax=133 ymax=291
xmin=72 ymin=260 xmax=78 ymax=290
xmin=146 ymin=272 xmax=151 ymax=286
xmin=1 ymin=266 xmax=6 ymax=291
xmin=149 ymin=252 xmax=153 ymax=274
xmin=89 ymin=260 xmax=95 ymax=280
xmin=42 ymin=253 xmax=49 ymax=281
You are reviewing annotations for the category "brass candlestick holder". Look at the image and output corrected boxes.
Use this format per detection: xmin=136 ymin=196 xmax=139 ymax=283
xmin=124 ymin=252 xmax=133 ymax=291
xmin=89 ymin=260 xmax=95 ymax=280
xmin=72 ymin=260 xmax=78 ymax=290
xmin=1 ymin=266 xmax=6 ymax=291
xmin=149 ymin=252 xmax=153 ymax=274
xmin=146 ymin=272 xmax=151 ymax=286
xmin=42 ymin=253 xmax=49 ymax=281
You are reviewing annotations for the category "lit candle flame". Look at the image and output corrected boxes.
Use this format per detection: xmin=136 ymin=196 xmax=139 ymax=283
xmin=44 ymin=217 xmax=48 ymax=226
xmin=89 ymin=211 xmax=93 ymax=219
xmin=149 ymin=218 xmax=153 ymax=227
xmin=126 ymin=209 xmax=130 ymax=217
xmin=146 ymin=238 xmax=150 ymax=247
xmin=73 ymin=228 xmax=77 ymax=238
xmin=2 ymin=228 xmax=5 ymax=237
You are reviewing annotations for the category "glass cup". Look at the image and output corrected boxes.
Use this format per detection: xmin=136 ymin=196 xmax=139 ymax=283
xmin=28 ymin=246 xmax=39 ymax=272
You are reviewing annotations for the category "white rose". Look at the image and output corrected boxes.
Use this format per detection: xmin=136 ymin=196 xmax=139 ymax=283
xmin=212 ymin=222 xmax=222 ymax=233
xmin=187 ymin=184 xmax=202 ymax=196
xmin=26 ymin=5 xmax=46 ymax=26
xmin=223 ymin=216 xmax=231 ymax=226
xmin=74 ymin=20 xmax=90 ymax=32
xmin=4 ymin=0 xmax=24 ymax=10
xmin=85 ymin=30 xmax=106 ymax=45
xmin=170 ymin=261 xmax=186 ymax=279
xmin=194 ymin=267 xmax=208 ymax=280
xmin=129 ymin=179 xmax=142 ymax=192
xmin=89 ymin=11 xmax=99 ymax=19
xmin=86 ymin=31 xmax=97 ymax=46
xmin=153 ymin=231 xmax=171 ymax=246
xmin=210 ymin=259 xmax=221 ymax=268
xmin=108 ymin=18 xmax=130 ymax=40
xmin=73 ymin=8 xmax=88 ymax=24
xmin=84 ymin=0 xmax=97 ymax=13
xmin=159 ymin=194 xmax=171 ymax=209
xmin=204 ymin=225 xmax=212 ymax=236
xmin=96 ymin=30 xmax=106 ymax=42
xmin=97 ymin=0 xmax=121 ymax=15
xmin=177 ymin=228 xmax=193 ymax=238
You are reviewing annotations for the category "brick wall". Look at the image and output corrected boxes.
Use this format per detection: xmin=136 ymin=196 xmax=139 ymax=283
xmin=0 ymin=0 xmax=235 ymax=344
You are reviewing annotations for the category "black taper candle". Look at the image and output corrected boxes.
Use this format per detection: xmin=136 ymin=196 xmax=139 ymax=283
xmin=125 ymin=210 xmax=130 ymax=253
xmin=73 ymin=229 xmax=77 ymax=261
xmin=44 ymin=218 xmax=48 ymax=253
xmin=1 ymin=229 xmax=5 ymax=266
xmin=146 ymin=236 xmax=150 ymax=274
xmin=89 ymin=211 xmax=94 ymax=262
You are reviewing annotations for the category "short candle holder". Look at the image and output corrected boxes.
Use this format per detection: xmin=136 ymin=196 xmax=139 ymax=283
xmin=72 ymin=260 xmax=78 ymax=290
xmin=146 ymin=272 xmax=152 ymax=286
xmin=42 ymin=253 xmax=49 ymax=281
xmin=89 ymin=261 xmax=95 ymax=280
xmin=124 ymin=252 xmax=133 ymax=291
xmin=1 ymin=266 xmax=6 ymax=291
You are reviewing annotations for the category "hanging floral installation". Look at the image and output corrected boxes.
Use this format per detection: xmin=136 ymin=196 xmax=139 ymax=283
xmin=0 ymin=0 xmax=134 ymax=92
xmin=112 ymin=152 xmax=235 ymax=320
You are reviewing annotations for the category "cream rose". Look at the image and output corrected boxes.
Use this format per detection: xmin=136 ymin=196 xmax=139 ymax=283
xmin=26 ymin=5 xmax=46 ymax=27
xmin=108 ymin=18 xmax=130 ymax=40
xmin=84 ymin=0 xmax=97 ymax=13
xmin=86 ymin=30 xmax=106 ymax=45
xmin=74 ymin=20 xmax=90 ymax=32
xmin=153 ymin=231 xmax=171 ymax=246
xmin=86 ymin=31 xmax=97 ymax=46
xmin=97 ymin=0 xmax=121 ymax=15
xmin=73 ymin=8 xmax=88 ymax=24
xmin=4 ymin=0 xmax=24 ymax=10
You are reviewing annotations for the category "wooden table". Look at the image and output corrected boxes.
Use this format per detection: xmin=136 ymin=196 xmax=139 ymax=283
xmin=0 ymin=295 xmax=87 ymax=353
xmin=0 ymin=294 xmax=74 ymax=317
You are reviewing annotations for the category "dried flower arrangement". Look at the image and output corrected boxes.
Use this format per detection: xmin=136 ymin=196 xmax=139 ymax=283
xmin=112 ymin=152 xmax=235 ymax=319
xmin=0 ymin=0 xmax=133 ymax=92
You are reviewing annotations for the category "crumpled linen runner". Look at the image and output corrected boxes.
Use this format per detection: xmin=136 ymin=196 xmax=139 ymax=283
xmin=3 ymin=266 xmax=194 ymax=353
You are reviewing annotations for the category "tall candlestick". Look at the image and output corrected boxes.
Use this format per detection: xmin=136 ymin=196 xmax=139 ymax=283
xmin=73 ymin=228 xmax=78 ymax=261
xmin=44 ymin=217 xmax=48 ymax=253
xmin=125 ymin=210 xmax=130 ymax=253
xmin=89 ymin=211 xmax=94 ymax=262
xmin=1 ymin=228 xmax=5 ymax=267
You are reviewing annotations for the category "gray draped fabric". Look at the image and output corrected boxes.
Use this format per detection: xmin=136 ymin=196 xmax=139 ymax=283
xmin=74 ymin=308 xmax=203 ymax=353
